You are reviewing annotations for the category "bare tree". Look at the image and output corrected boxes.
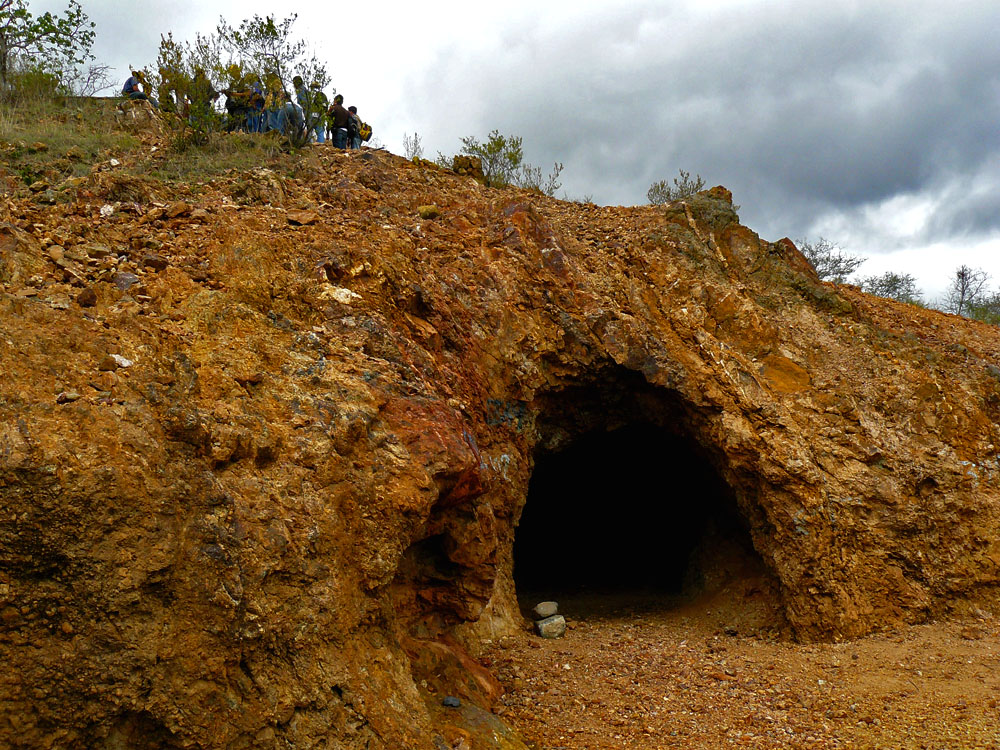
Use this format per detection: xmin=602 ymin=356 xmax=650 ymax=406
xmin=516 ymin=160 xmax=563 ymax=196
xmin=402 ymin=131 xmax=423 ymax=160
xmin=798 ymin=237 xmax=865 ymax=283
xmin=64 ymin=61 xmax=114 ymax=96
xmin=943 ymin=265 xmax=990 ymax=317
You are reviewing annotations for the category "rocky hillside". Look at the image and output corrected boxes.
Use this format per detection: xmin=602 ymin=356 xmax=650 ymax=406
xmin=3 ymin=130 xmax=1000 ymax=748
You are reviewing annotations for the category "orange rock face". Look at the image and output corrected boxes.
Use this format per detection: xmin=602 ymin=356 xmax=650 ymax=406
xmin=2 ymin=147 xmax=1000 ymax=748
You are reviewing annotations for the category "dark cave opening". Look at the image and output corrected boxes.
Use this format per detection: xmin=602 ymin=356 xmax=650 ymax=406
xmin=513 ymin=422 xmax=753 ymax=601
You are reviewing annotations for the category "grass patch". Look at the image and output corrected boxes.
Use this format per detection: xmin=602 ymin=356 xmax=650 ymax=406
xmin=1 ymin=95 xmax=308 ymax=192
xmin=1 ymin=96 xmax=141 ymax=187
xmin=144 ymin=129 xmax=289 ymax=183
xmin=0 ymin=98 xmax=141 ymax=191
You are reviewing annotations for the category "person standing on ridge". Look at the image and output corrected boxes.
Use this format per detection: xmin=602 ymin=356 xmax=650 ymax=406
xmin=308 ymin=83 xmax=329 ymax=144
xmin=247 ymin=76 xmax=265 ymax=132
xmin=328 ymin=94 xmax=351 ymax=149
xmin=347 ymin=105 xmax=363 ymax=149
xmin=294 ymin=77 xmax=327 ymax=144
xmin=264 ymin=74 xmax=284 ymax=132
xmin=281 ymin=89 xmax=304 ymax=137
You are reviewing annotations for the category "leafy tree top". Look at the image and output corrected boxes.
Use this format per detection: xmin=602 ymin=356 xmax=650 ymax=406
xmin=0 ymin=0 xmax=95 ymax=91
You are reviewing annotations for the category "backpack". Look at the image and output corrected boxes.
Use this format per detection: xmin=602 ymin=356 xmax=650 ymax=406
xmin=358 ymin=121 xmax=373 ymax=142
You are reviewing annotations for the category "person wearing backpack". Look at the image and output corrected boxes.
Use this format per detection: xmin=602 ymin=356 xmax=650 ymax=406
xmin=328 ymin=94 xmax=351 ymax=149
xmin=347 ymin=106 xmax=363 ymax=149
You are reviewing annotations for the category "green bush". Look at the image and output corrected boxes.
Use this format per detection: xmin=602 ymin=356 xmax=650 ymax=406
xmin=5 ymin=64 xmax=64 ymax=103
xmin=446 ymin=129 xmax=563 ymax=195
xmin=647 ymin=169 xmax=705 ymax=204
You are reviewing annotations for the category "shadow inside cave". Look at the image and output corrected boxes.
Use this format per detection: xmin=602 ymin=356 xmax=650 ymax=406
xmin=513 ymin=422 xmax=768 ymax=620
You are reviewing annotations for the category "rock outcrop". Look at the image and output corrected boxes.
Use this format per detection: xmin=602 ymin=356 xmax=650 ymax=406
xmin=2 ymin=144 xmax=1000 ymax=748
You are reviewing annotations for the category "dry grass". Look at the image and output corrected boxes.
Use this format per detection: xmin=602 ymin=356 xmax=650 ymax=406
xmin=0 ymin=96 xmax=140 ymax=187
xmin=147 ymin=130 xmax=288 ymax=183
xmin=1 ymin=96 xmax=294 ymax=193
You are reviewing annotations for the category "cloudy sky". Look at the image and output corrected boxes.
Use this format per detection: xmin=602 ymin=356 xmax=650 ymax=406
xmin=31 ymin=0 xmax=1000 ymax=301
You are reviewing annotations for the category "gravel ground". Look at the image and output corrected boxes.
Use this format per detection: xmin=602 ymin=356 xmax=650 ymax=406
xmin=485 ymin=581 xmax=1000 ymax=749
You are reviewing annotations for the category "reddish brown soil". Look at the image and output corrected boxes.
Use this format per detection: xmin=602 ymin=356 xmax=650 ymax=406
xmin=487 ymin=580 xmax=1000 ymax=749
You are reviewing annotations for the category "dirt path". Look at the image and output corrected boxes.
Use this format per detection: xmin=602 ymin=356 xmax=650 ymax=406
xmin=485 ymin=583 xmax=1000 ymax=749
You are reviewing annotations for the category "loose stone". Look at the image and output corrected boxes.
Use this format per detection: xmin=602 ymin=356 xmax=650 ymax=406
xmin=166 ymin=201 xmax=191 ymax=218
xmin=113 ymin=272 xmax=140 ymax=291
xmin=533 ymin=601 xmax=559 ymax=619
xmin=142 ymin=254 xmax=168 ymax=271
xmin=76 ymin=288 xmax=98 ymax=307
xmin=535 ymin=615 xmax=567 ymax=639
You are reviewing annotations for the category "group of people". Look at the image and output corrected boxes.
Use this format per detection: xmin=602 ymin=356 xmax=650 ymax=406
xmin=122 ymin=68 xmax=368 ymax=147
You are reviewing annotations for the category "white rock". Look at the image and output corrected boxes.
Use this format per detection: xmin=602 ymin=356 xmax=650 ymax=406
xmin=533 ymin=601 xmax=559 ymax=619
xmin=320 ymin=286 xmax=362 ymax=305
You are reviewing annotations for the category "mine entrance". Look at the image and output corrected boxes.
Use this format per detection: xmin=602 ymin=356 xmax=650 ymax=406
xmin=511 ymin=370 xmax=775 ymax=629
xmin=513 ymin=423 xmax=740 ymax=596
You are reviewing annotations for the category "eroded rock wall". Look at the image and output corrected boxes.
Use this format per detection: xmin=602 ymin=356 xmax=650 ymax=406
xmin=2 ymin=149 xmax=1000 ymax=748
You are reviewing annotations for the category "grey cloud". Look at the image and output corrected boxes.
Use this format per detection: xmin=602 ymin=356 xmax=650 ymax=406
xmin=404 ymin=1 xmax=1000 ymax=246
xmin=71 ymin=0 xmax=213 ymax=82
xmin=925 ymin=172 xmax=1000 ymax=240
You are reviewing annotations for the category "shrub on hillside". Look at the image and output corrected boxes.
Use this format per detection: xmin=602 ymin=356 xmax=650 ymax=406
xmin=444 ymin=130 xmax=563 ymax=196
xmin=798 ymin=237 xmax=864 ymax=283
xmin=647 ymin=170 xmax=705 ymax=204
xmin=860 ymin=272 xmax=922 ymax=305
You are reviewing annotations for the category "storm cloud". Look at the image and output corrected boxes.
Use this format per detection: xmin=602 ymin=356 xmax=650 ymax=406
xmin=400 ymin=1 xmax=1000 ymax=250
xmin=27 ymin=0 xmax=1000 ymax=297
